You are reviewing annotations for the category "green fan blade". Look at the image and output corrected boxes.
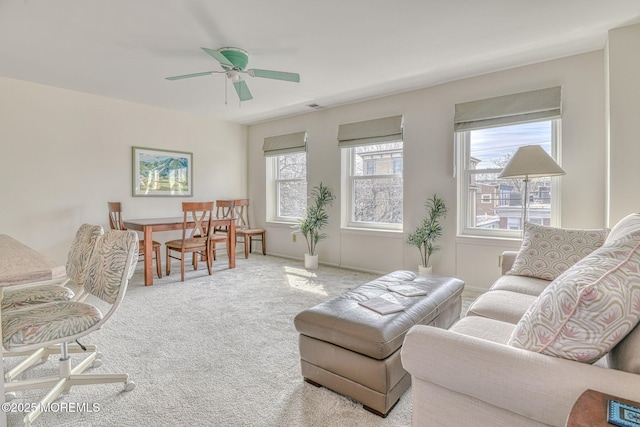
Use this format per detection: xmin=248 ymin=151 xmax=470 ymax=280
xmin=201 ymin=47 xmax=234 ymax=67
xmin=233 ymin=80 xmax=253 ymax=101
xmin=248 ymin=69 xmax=300 ymax=82
xmin=165 ymin=71 xmax=214 ymax=80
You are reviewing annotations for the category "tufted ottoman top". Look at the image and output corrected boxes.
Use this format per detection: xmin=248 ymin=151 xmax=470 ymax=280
xmin=294 ymin=271 xmax=464 ymax=360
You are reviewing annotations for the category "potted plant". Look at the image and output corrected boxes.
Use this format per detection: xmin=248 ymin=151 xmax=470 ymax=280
xmin=406 ymin=194 xmax=448 ymax=274
xmin=292 ymin=183 xmax=335 ymax=269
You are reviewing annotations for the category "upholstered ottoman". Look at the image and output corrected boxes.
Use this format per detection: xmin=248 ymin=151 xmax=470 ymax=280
xmin=294 ymin=270 xmax=464 ymax=417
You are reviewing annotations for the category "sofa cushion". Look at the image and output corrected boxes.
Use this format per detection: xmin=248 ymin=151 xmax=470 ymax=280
xmin=509 ymin=230 xmax=640 ymax=363
xmin=508 ymin=222 xmax=609 ymax=281
xmin=450 ymin=316 xmax=516 ymax=345
xmin=606 ymin=213 xmax=640 ymax=244
xmin=466 ymin=290 xmax=537 ymax=324
xmin=608 ymin=323 xmax=640 ymax=374
xmin=490 ymin=274 xmax=550 ymax=296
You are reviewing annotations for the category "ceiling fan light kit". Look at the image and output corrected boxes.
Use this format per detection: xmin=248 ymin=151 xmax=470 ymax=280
xmin=165 ymin=46 xmax=300 ymax=102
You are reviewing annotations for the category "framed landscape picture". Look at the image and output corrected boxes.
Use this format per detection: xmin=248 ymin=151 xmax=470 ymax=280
xmin=132 ymin=147 xmax=193 ymax=197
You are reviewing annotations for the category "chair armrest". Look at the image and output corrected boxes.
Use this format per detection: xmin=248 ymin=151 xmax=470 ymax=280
xmin=500 ymin=250 xmax=519 ymax=274
xmin=401 ymin=325 xmax=640 ymax=426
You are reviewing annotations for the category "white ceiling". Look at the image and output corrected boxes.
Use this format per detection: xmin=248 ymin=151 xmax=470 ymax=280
xmin=2 ymin=0 xmax=640 ymax=125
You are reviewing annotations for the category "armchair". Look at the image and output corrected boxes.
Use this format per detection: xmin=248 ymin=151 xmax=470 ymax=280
xmin=3 ymin=229 xmax=139 ymax=426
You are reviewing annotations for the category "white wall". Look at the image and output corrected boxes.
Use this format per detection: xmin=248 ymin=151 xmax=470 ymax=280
xmin=248 ymin=50 xmax=609 ymax=291
xmin=0 ymin=77 xmax=247 ymax=264
xmin=7 ymin=27 xmax=634 ymax=291
xmin=607 ymin=23 xmax=640 ymax=226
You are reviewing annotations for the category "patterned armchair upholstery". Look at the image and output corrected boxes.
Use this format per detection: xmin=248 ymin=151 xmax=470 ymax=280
xmin=2 ymin=224 xmax=104 ymax=383
xmin=3 ymin=229 xmax=139 ymax=426
xmin=1 ymin=223 xmax=103 ymax=310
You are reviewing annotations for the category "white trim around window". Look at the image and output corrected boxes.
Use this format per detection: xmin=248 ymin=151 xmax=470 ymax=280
xmin=341 ymin=141 xmax=403 ymax=231
xmin=456 ymin=119 xmax=562 ymax=239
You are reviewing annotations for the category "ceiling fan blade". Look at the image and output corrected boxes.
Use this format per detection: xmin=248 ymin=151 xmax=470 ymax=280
xmin=233 ymin=80 xmax=253 ymax=101
xmin=247 ymin=69 xmax=300 ymax=83
xmin=201 ymin=47 xmax=234 ymax=68
xmin=165 ymin=71 xmax=215 ymax=80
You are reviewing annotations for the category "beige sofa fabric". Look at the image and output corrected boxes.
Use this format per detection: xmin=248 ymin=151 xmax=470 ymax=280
xmin=402 ymin=325 xmax=640 ymax=426
xmin=490 ymin=273 xmax=550 ymax=296
xmin=465 ymin=290 xmax=537 ymax=324
xmin=609 ymin=323 xmax=640 ymax=374
xmin=401 ymin=213 xmax=640 ymax=426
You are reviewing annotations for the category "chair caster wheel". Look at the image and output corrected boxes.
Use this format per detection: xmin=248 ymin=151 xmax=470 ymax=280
xmin=92 ymin=359 xmax=103 ymax=368
xmin=95 ymin=352 xmax=104 ymax=360
xmin=124 ymin=381 xmax=136 ymax=392
xmin=5 ymin=392 xmax=16 ymax=401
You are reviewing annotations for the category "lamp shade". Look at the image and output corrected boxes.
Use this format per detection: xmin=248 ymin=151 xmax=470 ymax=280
xmin=498 ymin=145 xmax=565 ymax=179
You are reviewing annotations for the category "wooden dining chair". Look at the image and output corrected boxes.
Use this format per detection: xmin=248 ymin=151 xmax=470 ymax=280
xmin=214 ymin=200 xmax=235 ymax=236
xmin=211 ymin=200 xmax=235 ymax=260
xmin=108 ymin=201 xmax=163 ymax=278
xmin=234 ymin=199 xmax=266 ymax=258
xmin=165 ymin=202 xmax=215 ymax=281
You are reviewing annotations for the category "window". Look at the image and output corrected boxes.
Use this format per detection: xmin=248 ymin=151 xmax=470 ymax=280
xmin=457 ymin=120 xmax=561 ymax=237
xmin=263 ymin=131 xmax=307 ymax=222
xmin=454 ymin=87 xmax=562 ymax=238
xmin=365 ymin=159 xmax=375 ymax=175
xmin=271 ymin=152 xmax=307 ymax=220
xmin=393 ymin=158 xmax=403 ymax=175
xmin=344 ymin=141 xmax=403 ymax=228
xmin=338 ymin=115 xmax=404 ymax=230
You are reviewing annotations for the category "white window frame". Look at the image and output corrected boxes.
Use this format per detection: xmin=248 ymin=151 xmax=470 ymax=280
xmin=266 ymin=152 xmax=307 ymax=223
xmin=456 ymin=119 xmax=562 ymax=239
xmin=341 ymin=141 xmax=403 ymax=231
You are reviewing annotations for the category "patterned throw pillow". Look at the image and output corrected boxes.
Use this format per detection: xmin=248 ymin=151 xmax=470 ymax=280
xmin=508 ymin=222 xmax=609 ymax=281
xmin=508 ymin=230 xmax=640 ymax=363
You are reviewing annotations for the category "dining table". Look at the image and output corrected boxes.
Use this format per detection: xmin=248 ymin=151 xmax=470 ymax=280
xmin=0 ymin=234 xmax=68 ymax=427
xmin=123 ymin=216 xmax=237 ymax=286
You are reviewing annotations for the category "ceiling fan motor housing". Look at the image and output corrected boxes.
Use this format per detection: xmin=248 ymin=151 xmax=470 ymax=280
xmin=218 ymin=47 xmax=249 ymax=70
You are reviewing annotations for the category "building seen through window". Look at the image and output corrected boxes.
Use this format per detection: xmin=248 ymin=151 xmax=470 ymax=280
xmin=460 ymin=120 xmax=560 ymax=235
xmin=346 ymin=141 xmax=403 ymax=228
xmin=272 ymin=152 xmax=307 ymax=220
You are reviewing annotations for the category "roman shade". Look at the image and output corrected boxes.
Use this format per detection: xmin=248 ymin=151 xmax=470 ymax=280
xmin=262 ymin=131 xmax=307 ymax=156
xmin=454 ymin=87 xmax=561 ymax=132
xmin=337 ymin=115 xmax=403 ymax=147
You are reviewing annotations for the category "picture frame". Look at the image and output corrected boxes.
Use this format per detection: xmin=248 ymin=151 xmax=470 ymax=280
xmin=132 ymin=147 xmax=193 ymax=197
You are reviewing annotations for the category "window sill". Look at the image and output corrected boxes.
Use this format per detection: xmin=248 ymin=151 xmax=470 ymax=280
xmin=455 ymin=234 xmax=522 ymax=248
xmin=341 ymin=227 xmax=404 ymax=238
xmin=266 ymin=221 xmax=298 ymax=229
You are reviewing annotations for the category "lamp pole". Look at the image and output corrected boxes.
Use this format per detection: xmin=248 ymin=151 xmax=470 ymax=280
xmin=522 ymin=176 xmax=529 ymax=229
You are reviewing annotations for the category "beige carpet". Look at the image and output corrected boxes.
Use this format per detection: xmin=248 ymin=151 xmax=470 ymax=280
xmin=4 ymin=255 xmax=478 ymax=427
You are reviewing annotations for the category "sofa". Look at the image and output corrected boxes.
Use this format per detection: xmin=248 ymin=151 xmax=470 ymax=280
xmin=401 ymin=214 xmax=640 ymax=427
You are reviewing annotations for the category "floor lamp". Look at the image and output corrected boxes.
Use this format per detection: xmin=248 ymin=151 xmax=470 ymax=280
xmin=498 ymin=145 xmax=565 ymax=232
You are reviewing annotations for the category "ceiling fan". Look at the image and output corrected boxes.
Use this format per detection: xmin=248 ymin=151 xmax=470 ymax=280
xmin=165 ymin=47 xmax=300 ymax=102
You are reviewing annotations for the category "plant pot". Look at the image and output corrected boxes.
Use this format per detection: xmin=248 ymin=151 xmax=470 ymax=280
xmin=304 ymin=253 xmax=319 ymax=269
xmin=418 ymin=265 xmax=433 ymax=275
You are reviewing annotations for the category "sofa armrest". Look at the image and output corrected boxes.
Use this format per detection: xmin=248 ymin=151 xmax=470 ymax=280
xmin=500 ymin=250 xmax=519 ymax=275
xmin=401 ymin=325 xmax=640 ymax=426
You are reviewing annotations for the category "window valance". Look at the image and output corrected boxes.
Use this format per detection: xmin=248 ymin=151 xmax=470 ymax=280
xmin=337 ymin=115 xmax=403 ymax=147
xmin=454 ymin=87 xmax=561 ymax=132
xmin=262 ymin=131 xmax=307 ymax=156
